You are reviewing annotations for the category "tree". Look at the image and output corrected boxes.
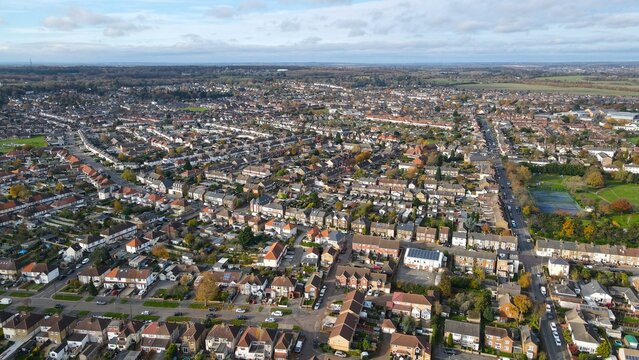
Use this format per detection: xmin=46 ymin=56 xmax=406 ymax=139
xmin=86 ymin=281 xmax=99 ymax=296
xmin=186 ymin=219 xmax=199 ymax=228
xmin=559 ymin=218 xmax=574 ymax=239
xmin=8 ymin=184 xmax=31 ymax=200
xmin=335 ymin=201 xmax=343 ymax=211
xmin=54 ymin=182 xmax=64 ymax=193
xmin=501 ymin=303 xmax=520 ymax=320
xmin=518 ymin=272 xmax=532 ymax=289
xmin=565 ymin=176 xmax=586 ymax=193
xmin=196 ymin=272 xmax=220 ymax=306
xmin=513 ymin=295 xmax=532 ymax=322
xmin=112 ymin=200 xmax=123 ymax=213
xmin=583 ymin=223 xmax=595 ymax=241
xmin=596 ymin=339 xmax=611 ymax=358
xmin=122 ymin=169 xmax=137 ymax=182
xmin=482 ymin=306 xmax=494 ymax=322
xmin=164 ymin=344 xmax=177 ymax=360
xmin=151 ymin=245 xmax=170 ymax=259
xmin=438 ymin=273 xmax=452 ymax=298
xmin=400 ymin=315 xmax=415 ymax=334
xmin=611 ymin=198 xmax=634 ymax=213
xmin=90 ymin=247 xmax=112 ymax=266
xmin=585 ymin=170 xmax=605 ymax=188
xmin=446 ymin=333 xmax=454 ymax=347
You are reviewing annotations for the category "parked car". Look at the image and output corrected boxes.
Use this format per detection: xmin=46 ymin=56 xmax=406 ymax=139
xmin=235 ymin=308 xmax=246 ymax=313
xmin=334 ymin=351 xmax=348 ymax=358
xmin=271 ymin=310 xmax=283 ymax=317
xmin=265 ymin=317 xmax=276 ymax=323
xmin=54 ymin=304 xmax=64 ymax=309
xmin=96 ymin=300 xmax=107 ymax=305
xmin=236 ymin=315 xmax=248 ymax=320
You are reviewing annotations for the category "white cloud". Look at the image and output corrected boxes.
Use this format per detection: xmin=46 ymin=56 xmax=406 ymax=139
xmin=42 ymin=8 xmax=148 ymax=37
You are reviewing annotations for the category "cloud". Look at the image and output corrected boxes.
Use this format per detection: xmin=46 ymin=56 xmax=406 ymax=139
xmin=0 ymin=17 xmax=4 ymax=26
xmin=239 ymin=0 xmax=267 ymax=12
xmin=42 ymin=8 xmax=147 ymax=37
xmin=280 ymin=19 xmax=301 ymax=32
xmin=208 ymin=5 xmax=235 ymax=18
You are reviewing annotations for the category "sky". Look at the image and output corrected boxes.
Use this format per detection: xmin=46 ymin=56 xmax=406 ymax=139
xmin=1 ymin=0 xmax=639 ymax=64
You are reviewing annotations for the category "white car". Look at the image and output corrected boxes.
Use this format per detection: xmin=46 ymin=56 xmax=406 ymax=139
xmin=334 ymin=351 xmax=348 ymax=358
xmin=265 ymin=317 xmax=276 ymax=323
xmin=271 ymin=310 xmax=283 ymax=317
xmin=550 ymin=322 xmax=557 ymax=331
xmin=235 ymin=308 xmax=246 ymax=313
xmin=81 ymin=258 xmax=89 ymax=264
xmin=555 ymin=338 xmax=562 ymax=347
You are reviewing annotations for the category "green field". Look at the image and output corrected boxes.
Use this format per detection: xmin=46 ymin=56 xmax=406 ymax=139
xmin=458 ymin=83 xmax=639 ymax=97
xmin=179 ymin=106 xmax=208 ymax=112
xmin=0 ymin=136 xmax=48 ymax=153
xmin=530 ymin=174 xmax=568 ymax=191
xmin=592 ymin=184 xmax=639 ymax=208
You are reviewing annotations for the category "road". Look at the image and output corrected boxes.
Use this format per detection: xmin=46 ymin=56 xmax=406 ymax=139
xmin=479 ymin=116 xmax=570 ymax=360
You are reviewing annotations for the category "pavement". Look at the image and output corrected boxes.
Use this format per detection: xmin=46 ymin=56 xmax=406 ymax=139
xmin=480 ymin=116 xmax=571 ymax=360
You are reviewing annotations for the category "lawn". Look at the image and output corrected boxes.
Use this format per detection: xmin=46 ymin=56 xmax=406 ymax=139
xmin=103 ymin=312 xmax=129 ymax=320
xmin=44 ymin=307 xmax=63 ymax=315
xmin=187 ymin=302 xmax=209 ymax=310
xmin=166 ymin=316 xmax=191 ymax=323
xmin=134 ymin=314 xmax=160 ymax=321
xmin=458 ymin=82 xmax=639 ymax=97
xmin=52 ymin=294 xmax=83 ymax=301
xmin=594 ymin=184 xmax=639 ymax=208
xmin=77 ymin=310 xmax=90 ymax=317
xmin=143 ymin=300 xmax=180 ymax=308
xmin=530 ymin=174 xmax=567 ymax=191
xmin=179 ymin=106 xmax=208 ymax=112
xmin=10 ymin=291 xmax=33 ymax=297
xmin=0 ymin=136 xmax=48 ymax=153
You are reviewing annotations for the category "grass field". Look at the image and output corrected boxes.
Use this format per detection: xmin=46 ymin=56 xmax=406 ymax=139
xmin=10 ymin=291 xmax=33 ymax=297
xmin=593 ymin=184 xmax=639 ymax=208
xmin=0 ymin=136 xmax=47 ymax=153
xmin=458 ymin=83 xmax=639 ymax=97
xmin=52 ymin=294 xmax=83 ymax=301
xmin=530 ymin=174 xmax=568 ymax=191
xmin=143 ymin=300 xmax=180 ymax=308
xmin=179 ymin=106 xmax=208 ymax=112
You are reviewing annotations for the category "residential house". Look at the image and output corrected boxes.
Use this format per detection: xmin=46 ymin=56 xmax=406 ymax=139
xmin=234 ymin=326 xmax=279 ymax=360
xmin=100 ymin=221 xmax=136 ymax=243
xmin=548 ymin=258 xmax=570 ymax=277
xmin=39 ymin=315 xmax=77 ymax=344
xmin=321 ymin=247 xmax=338 ymax=268
xmin=263 ymin=242 xmax=287 ymax=268
xmin=352 ymin=234 xmax=400 ymax=258
xmin=443 ymin=320 xmax=480 ymax=351
xmin=77 ymin=234 xmax=106 ymax=252
xmin=397 ymin=223 xmax=415 ymax=241
xmin=75 ymin=317 xmax=111 ymax=343
xmin=451 ymin=231 xmax=467 ymax=247
xmin=610 ymin=287 xmax=639 ymax=313
xmin=415 ymin=227 xmax=437 ymax=243
xmin=438 ymin=227 xmax=450 ymax=244
xmin=335 ymin=265 xmax=391 ymax=294
xmin=103 ymin=267 xmax=156 ymax=290
xmin=387 ymin=292 xmax=432 ymax=320
xmin=0 ymin=258 xmax=19 ymax=280
xmin=451 ymin=249 xmax=496 ymax=274
xmin=78 ymin=265 xmax=110 ymax=287
xmin=389 ymin=333 xmax=431 ymax=360
xmin=125 ymin=238 xmax=151 ymax=254
xmin=64 ymin=243 xmax=84 ymax=262
xmin=520 ymin=325 xmax=538 ymax=359
xmin=21 ymin=262 xmax=59 ymax=284
xmin=580 ymin=280 xmax=612 ymax=306
xmin=140 ymin=322 xmax=180 ymax=353
xmin=106 ymin=320 xmax=144 ymax=351
xmin=205 ymin=323 xmax=243 ymax=359
xmin=305 ymin=273 xmax=323 ymax=299
xmin=567 ymin=320 xmax=599 ymax=354
xmin=270 ymin=276 xmax=297 ymax=299
xmin=239 ymin=274 xmax=268 ymax=296
xmin=301 ymin=247 xmax=320 ymax=269
xmin=274 ymin=332 xmax=296 ymax=360
xmin=309 ymin=210 xmax=327 ymax=226
xmin=2 ymin=313 xmax=44 ymax=340
xmin=180 ymin=322 xmax=208 ymax=355
xmin=370 ymin=222 xmax=396 ymax=238
xmin=485 ymin=326 xmax=513 ymax=353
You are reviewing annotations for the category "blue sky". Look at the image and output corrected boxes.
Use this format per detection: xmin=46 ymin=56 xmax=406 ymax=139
xmin=1 ymin=0 xmax=639 ymax=64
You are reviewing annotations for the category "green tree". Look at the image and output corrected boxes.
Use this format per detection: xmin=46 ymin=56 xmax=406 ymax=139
xmin=446 ymin=333 xmax=454 ymax=347
xmin=90 ymin=247 xmax=111 ymax=266
xmin=518 ymin=272 xmax=532 ymax=288
xmin=86 ymin=281 xmax=99 ymax=296
xmin=400 ymin=315 xmax=415 ymax=334
xmin=121 ymin=169 xmax=137 ymax=182
xmin=438 ymin=273 xmax=452 ymax=298
xmin=164 ymin=343 xmax=177 ymax=360
xmin=585 ymin=170 xmax=605 ymax=188
xmin=596 ymin=339 xmax=611 ymax=358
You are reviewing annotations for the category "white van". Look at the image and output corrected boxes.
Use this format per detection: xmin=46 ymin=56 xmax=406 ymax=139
xmin=0 ymin=298 xmax=12 ymax=305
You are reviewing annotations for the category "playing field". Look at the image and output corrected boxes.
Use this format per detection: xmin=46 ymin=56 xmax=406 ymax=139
xmin=531 ymin=190 xmax=582 ymax=215
xmin=0 ymin=136 xmax=47 ymax=153
xmin=593 ymin=184 xmax=639 ymax=208
xmin=458 ymin=82 xmax=639 ymax=97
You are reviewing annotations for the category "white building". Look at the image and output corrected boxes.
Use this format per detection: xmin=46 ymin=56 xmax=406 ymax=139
xmin=403 ymin=248 xmax=444 ymax=270
xmin=548 ymin=257 xmax=570 ymax=277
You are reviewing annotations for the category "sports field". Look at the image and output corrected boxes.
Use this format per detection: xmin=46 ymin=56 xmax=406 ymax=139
xmin=459 ymin=82 xmax=639 ymax=97
xmin=0 ymin=136 xmax=47 ymax=153
xmin=585 ymin=184 xmax=639 ymax=208
xmin=531 ymin=190 xmax=582 ymax=215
